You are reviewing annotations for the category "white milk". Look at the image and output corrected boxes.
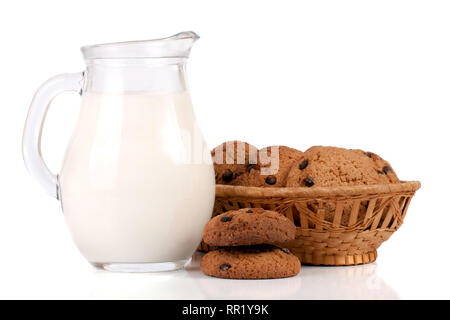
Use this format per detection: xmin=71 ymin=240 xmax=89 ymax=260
xmin=59 ymin=91 xmax=215 ymax=263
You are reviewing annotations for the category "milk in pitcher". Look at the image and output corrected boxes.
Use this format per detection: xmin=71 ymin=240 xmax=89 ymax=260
xmin=59 ymin=91 xmax=215 ymax=265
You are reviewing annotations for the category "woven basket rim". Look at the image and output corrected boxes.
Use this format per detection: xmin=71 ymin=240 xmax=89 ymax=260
xmin=215 ymin=181 xmax=421 ymax=199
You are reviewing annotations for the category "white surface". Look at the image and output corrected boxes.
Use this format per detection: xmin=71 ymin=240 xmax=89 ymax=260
xmin=0 ymin=250 xmax=445 ymax=300
xmin=1 ymin=0 xmax=450 ymax=299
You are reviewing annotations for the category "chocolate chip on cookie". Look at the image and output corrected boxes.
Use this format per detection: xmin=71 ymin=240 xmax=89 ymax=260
xmin=222 ymin=169 xmax=234 ymax=182
xmin=303 ymin=176 xmax=315 ymax=187
xmin=220 ymin=263 xmax=231 ymax=271
xmin=299 ymin=159 xmax=308 ymax=170
xmin=265 ymin=176 xmax=277 ymax=185
xmin=221 ymin=216 xmax=232 ymax=222
xmin=382 ymin=165 xmax=392 ymax=174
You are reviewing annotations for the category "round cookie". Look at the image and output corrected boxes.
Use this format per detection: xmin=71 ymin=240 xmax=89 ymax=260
xmin=256 ymin=146 xmax=303 ymax=187
xmin=200 ymin=245 xmax=301 ymax=279
xmin=211 ymin=141 xmax=259 ymax=185
xmin=203 ymin=208 xmax=296 ymax=247
xmin=233 ymin=146 xmax=304 ymax=187
xmin=286 ymin=146 xmax=400 ymax=188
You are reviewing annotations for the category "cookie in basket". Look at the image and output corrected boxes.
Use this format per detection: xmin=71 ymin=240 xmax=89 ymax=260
xmin=239 ymin=146 xmax=303 ymax=187
xmin=286 ymin=146 xmax=400 ymax=188
xmin=226 ymin=146 xmax=303 ymax=187
xmin=203 ymin=208 xmax=296 ymax=246
xmin=211 ymin=141 xmax=259 ymax=185
xmin=286 ymin=146 xmax=401 ymax=226
xmin=200 ymin=245 xmax=301 ymax=279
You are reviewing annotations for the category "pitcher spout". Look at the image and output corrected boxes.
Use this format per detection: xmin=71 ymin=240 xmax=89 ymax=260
xmin=81 ymin=31 xmax=200 ymax=60
xmin=168 ymin=31 xmax=200 ymax=42
xmin=163 ymin=31 xmax=199 ymax=57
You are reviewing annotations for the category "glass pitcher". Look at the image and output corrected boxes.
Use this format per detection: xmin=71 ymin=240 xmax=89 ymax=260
xmin=22 ymin=32 xmax=215 ymax=272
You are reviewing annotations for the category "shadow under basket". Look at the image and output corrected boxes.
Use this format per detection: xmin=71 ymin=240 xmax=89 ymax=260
xmin=198 ymin=181 xmax=421 ymax=266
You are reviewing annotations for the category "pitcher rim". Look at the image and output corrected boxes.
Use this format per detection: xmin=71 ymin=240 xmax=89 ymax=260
xmin=81 ymin=31 xmax=200 ymax=60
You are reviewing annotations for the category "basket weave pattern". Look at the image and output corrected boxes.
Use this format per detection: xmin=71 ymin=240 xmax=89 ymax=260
xmin=199 ymin=181 xmax=420 ymax=266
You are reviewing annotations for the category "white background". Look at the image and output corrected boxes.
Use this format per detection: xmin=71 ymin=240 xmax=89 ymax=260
xmin=1 ymin=0 xmax=449 ymax=299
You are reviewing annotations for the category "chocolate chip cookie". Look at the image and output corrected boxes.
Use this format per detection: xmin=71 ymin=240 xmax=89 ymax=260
xmin=203 ymin=208 xmax=296 ymax=247
xmin=231 ymin=146 xmax=304 ymax=187
xmin=286 ymin=146 xmax=400 ymax=187
xmin=256 ymin=146 xmax=303 ymax=187
xmin=200 ymin=245 xmax=301 ymax=279
xmin=211 ymin=141 xmax=259 ymax=185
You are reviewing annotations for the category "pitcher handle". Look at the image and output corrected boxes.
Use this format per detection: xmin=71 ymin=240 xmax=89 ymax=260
xmin=22 ymin=72 xmax=84 ymax=199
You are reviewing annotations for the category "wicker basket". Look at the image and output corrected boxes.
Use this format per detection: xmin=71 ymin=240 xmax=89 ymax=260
xmin=198 ymin=181 xmax=420 ymax=266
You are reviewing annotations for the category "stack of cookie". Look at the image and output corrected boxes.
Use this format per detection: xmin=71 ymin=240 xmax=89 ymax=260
xmin=212 ymin=141 xmax=400 ymax=188
xmin=200 ymin=208 xmax=301 ymax=279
